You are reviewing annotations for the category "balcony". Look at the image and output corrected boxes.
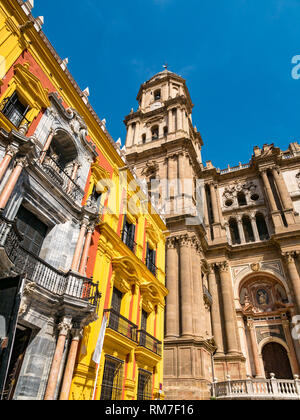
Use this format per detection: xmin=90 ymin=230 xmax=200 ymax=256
xmin=0 ymin=216 xmax=100 ymax=309
xmin=37 ymin=154 xmax=84 ymax=203
xmin=213 ymin=375 xmax=300 ymax=400
xmin=145 ymin=258 xmax=157 ymax=277
xmin=104 ymin=309 xmax=138 ymax=343
xmin=137 ymin=330 xmax=162 ymax=356
xmin=121 ymin=230 xmax=137 ymax=254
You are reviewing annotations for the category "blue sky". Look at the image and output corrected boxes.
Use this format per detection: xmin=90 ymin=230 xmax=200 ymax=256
xmin=33 ymin=0 xmax=300 ymax=169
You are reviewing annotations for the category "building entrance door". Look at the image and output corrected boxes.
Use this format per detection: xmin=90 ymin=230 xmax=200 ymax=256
xmin=262 ymin=342 xmax=293 ymax=379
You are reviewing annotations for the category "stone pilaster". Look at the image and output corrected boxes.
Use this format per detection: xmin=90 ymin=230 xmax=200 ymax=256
xmin=208 ymin=264 xmax=224 ymax=356
xmin=217 ymin=261 xmax=240 ymax=355
xmin=165 ymin=237 xmax=179 ymax=338
xmin=178 ymin=234 xmax=193 ymax=337
xmin=59 ymin=328 xmax=83 ymax=400
xmin=44 ymin=320 xmax=72 ymax=400
xmin=283 ymin=252 xmax=300 ymax=313
xmin=0 ymin=156 xmax=28 ymax=210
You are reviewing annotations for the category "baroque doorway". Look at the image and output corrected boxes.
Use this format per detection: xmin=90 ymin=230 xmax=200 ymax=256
xmin=262 ymin=342 xmax=293 ymax=379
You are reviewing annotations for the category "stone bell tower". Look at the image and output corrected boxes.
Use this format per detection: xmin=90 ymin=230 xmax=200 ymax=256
xmin=124 ymin=69 xmax=217 ymax=400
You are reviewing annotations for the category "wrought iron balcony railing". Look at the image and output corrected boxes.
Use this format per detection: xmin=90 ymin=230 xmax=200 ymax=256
xmin=145 ymin=258 xmax=157 ymax=277
xmin=104 ymin=309 xmax=138 ymax=343
xmin=0 ymin=216 xmax=100 ymax=309
xmin=137 ymin=330 xmax=162 ymax=356
xmin=37 ymin=154 xmax=84 ymax=202
xmin=121 ymin=230 xmax=137 ymax=254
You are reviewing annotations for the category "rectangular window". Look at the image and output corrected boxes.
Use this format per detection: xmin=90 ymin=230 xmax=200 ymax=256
xmin=137 ymin=369 xmax=152 ymax=400
xmin=109 ymin=288 xmax=123 ymax=332
xmin=140 ymin=310 xmax=148 ymax=347
xmin=146 ymin=244 xmax=157 ymax=276
xmin=100 ymin=356 xmax=124 ymax=400
xmin=16 ymin=206 xmax=48 ymax=257
xmin=122 ymin=217 xmax=136 ymax=253
xmin=1 ymin=91 xmax=30 ymax=128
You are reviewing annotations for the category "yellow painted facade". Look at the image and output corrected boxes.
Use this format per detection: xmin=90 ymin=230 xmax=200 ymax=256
xmin=71 ymin=167 xmax=168 ymax=400
xmin=0 ymin=0 xmax=168 ymax=401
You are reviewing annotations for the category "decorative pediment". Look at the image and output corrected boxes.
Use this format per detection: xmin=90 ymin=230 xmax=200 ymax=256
xmin=140 ymin=282 xmax=164 ymax=308
xmin=141 ymin=160 xmax=159 ymax=178
xmin=146 ymin=222 xmax=160 ymax=247
xmin=92 ymin=163 xmax=111 ymax=192
xmin=112 ymin=256 xmax=141 ymax=286
xmin=13 ymin=63 xmax=50 ymax=109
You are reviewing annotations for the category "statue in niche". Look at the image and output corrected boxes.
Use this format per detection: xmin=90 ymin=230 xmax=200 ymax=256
xmin=257 ymin=289 xmax=269 ymax=306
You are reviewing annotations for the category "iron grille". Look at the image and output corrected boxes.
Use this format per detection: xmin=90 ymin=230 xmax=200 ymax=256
xmin=104 ymin=309 xmax=138 ymax=342
xmin=137 ymin=369 xmax=153 ymax=400
xmin=0 ymin=92 xmax=30 ymax=128
xmin=100 ymin=356 xmax=124 ymax=400
xmin=137 ymin=330 xmax=162 ymax=356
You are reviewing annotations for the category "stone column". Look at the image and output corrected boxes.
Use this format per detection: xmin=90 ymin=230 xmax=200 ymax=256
xmin=71 ymin=217 xmax=89 ymax=272
xmin=282 ymin=319 xmax=300 ymax=376
xmin=168 ymin=109 xmax=173 ymax=133
xmin=237 ymin=216 xmax=246 ymax=244
xmin=250 ymin=214 xmax=260 ymax=242
xmin=218 ymin=262 xmax=240 ymax=355
xmin=283 ymin=252 xmax=300 ymax=313
xmin=59 ymin=329 xmax=82 ymax=400
xmin=0 ymin=145 xmax=18 ymax=183
xmin=0 ymin=157 xmax=27 ymax=210
xmin=179 ymin=235 xmax=193 ymax=337
xmin=178 ymin=152 xmax=186 ymax=196
xmin=191 ymin=238 xmax=205 ymax=338
xmin=66 ymin=161 xmax=80 ymax=194
xmin=224 ymin=221 xmax=232 ymax=245
xmin=78 ymin=225 xmax=94 ymax=275
xmin=165 ymin=237 xmax=179 ymax=338
xmin=272 ymin=167 xmax=294 ymax=210
xmin=260 ymin=170 xmax=277 ymax=212
xmin=44 ymin=321 xmax=72 ymax=400
xmin=40 ymin=129 xmax=55 ymax=163
xmin=126 ymin=124 xmax=133 ymax=147
xmin=208 ymin=264 xmax=224 ymax=355
xmin=209 ymin=182 xmax=220 ymax=224
xmin=177 ymin=108 xmax=183 ymax=130
xmin=247 ymin=320 xmax=263 ymax=378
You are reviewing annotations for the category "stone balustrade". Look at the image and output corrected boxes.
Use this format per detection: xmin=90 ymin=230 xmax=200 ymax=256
xmin=213 ymin=374 xmax=300 ymax=400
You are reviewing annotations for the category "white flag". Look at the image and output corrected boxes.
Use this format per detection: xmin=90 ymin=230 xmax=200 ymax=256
xmin=92 ymin=315 xmax=107 ymax=364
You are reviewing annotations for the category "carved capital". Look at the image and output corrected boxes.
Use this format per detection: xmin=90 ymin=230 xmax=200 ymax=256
xmin=58 ymin=322 xmax=72 ymax=336
xmin=178 ymin=234 xmax=193 ymax=247
xmin=282 ymin=252 xmax=296 ymax=265
xmin=216 ymin=261 xmax=230 ymax=273
xmin=15 ymin=156 xmax=29 ymax=168
xmin=6 ymin=144 xmax=19 ymax=158
xmin=166 ymin=236 xmax=177 ymax=250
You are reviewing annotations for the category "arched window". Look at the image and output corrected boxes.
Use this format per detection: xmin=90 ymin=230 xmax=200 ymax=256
xmin=229 ymin=218 xmax=241 ymax=245
xmin=256 ymin=213 xmax=270 ymax=241
xmin=237 ymin=191 xmax=247 ymax=206
xmin=47 ymin=130 xmax=78 ymax=173
xmin=142 ymin=134 xmax=146 ymax=144
xmin=154 ymin=89 xmax=161 ymax=101
xmin=151 ymin=126 xmax=159 ymax=141
xmin=242 ymin=215 xmax=255 ymax=243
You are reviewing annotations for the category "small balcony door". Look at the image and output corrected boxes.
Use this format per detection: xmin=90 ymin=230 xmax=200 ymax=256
xmin=16 ymin=206 xmax=48 ymax=257
xmin=110 ymin=288 xmax=123 ymax=331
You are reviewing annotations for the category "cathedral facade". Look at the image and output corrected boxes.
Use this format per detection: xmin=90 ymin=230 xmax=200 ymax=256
xmin=124 ymin=69 xmax=300 ymax=400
